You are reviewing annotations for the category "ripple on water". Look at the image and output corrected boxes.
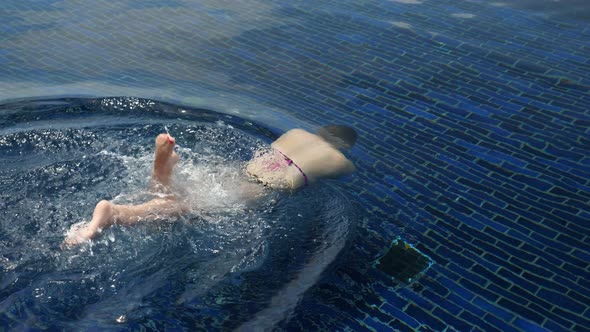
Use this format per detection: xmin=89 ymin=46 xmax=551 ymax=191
xmin=0 ymin=98 xmax=357 ymax=330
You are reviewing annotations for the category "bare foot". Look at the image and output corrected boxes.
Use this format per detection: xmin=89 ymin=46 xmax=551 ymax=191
xmin=62 ymin=200 xmax=114 ymax=248
xmin=153 ymin=134 xmax=179 ymax=186
xmin=62 ymin=221 xmax=100 ymax=247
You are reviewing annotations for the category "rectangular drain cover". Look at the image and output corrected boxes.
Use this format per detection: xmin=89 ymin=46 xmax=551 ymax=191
xmin=375 ymin=238 xmax=432 ymax=283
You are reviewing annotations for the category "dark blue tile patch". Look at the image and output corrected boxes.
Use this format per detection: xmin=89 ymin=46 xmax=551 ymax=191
xmin=456 ymin=314 xmax=499 ymax=332
xmin=484 ymin=314 xmax=524 ymax=332
xmin=405 ymin=304 xmax=446 ymax=331
xmin=538 ymin=289 xmax=587 ymax=314
xmin=432 ymin=307 xmax=472 ymax=332
xmin=397 ymin=288 xmax=434 ymax=312
xmin=381 ymin=303 xmax=421 ymax=330
xmin=498 ymin=269 xmax=540 ymax=294
xmin=513 ymin=318 xmax=547 ymax=332
xmin=362 ymin=315 xmax=392 ymax=332
xmin=472 ymin=296 xmax=515 ymax=322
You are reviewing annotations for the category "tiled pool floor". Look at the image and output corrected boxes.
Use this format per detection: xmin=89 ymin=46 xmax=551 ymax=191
xmin=1 ymin=0 xmax=589 ymax=331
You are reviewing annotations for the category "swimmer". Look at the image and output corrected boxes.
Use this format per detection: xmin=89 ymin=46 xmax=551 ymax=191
xmin=246 ymin=125 xmax=357 ymax=189
xmin=63 ymin=125 xmax=357 ymax=246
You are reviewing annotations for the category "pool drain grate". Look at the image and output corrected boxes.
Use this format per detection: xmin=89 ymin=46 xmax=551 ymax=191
xmin=375 ymin=238 xmax=432 ymax=283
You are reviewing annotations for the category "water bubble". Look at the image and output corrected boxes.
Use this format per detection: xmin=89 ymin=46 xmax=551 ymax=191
xmin=33 ymin=288 xmax=45 ymax=298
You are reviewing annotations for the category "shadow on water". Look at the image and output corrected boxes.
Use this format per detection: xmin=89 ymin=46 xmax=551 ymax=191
xmin=0 ymin=97 xmax=358 ymax=330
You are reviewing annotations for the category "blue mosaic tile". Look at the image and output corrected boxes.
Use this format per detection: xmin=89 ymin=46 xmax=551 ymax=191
xmin=460 ymin=312 xmax=505 ymax=332
xmin=397 ymin=288 xmax=434 ymax=311
xmin=432 ymin=307 xmax=472 ymax=331
xmin=538 ymin=289 xmax=587 ymax=315
xmin=497 ymin=269 xmax=540 ymax=295
xmin=381 ymin=303 xmax=421 ymax=330
xmin=405 ymin=304 xmax=446 ymax=331
xmin=436 ymin=275 xmax=474 ymax=301
xmin=483 ymin=314 xmax=519 ymax=332
xmin=459 ymin=278 xmax=500 ymax=302
xmin=387 ymin=319 xmax=417 ymax=332
xmin=513 ymin=318 xmax=548 ymax=332
xmin=530 ymin=302 xmax=576 ymax=330
xmin=543 ymin=320 xmax=572 ymax=332
xmin=362 ymin=314 xmax=392 ymax=332
xmin=552 ymin=307 xmax=590 ymax=328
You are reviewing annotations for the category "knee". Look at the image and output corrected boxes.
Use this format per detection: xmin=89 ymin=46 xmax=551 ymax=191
xmin=95 ymin=200 xmax=113 ymax=213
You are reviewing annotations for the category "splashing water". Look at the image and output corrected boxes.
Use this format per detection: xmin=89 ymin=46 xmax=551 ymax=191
xmin=0 ymin=98 xmax=357 ymax=330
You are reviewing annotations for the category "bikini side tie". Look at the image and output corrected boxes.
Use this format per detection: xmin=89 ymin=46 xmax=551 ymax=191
xmin=276 ymin=149 xmax=308 ymax=187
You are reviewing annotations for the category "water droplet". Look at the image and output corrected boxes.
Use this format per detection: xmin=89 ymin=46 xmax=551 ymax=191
xmin=33 ymin=288 xmax=45 ymax=298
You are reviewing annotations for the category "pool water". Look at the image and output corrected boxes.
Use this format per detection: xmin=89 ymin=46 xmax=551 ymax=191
xmin=0 ymin=98 xmax=357 ymax=330
xmin=1 ymin=0 xmax=590 ymax=331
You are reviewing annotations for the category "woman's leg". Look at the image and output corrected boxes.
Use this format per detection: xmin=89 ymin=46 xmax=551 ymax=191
xmin=63 ymin=197 xmax=185 ymax=246
xmin=112 ymin=197 xmax=185 ymax=225
xmin=63 ymin=200 xmax=114 ymax=245
xmin=63 ymin=133 xmax=182 ymax=246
